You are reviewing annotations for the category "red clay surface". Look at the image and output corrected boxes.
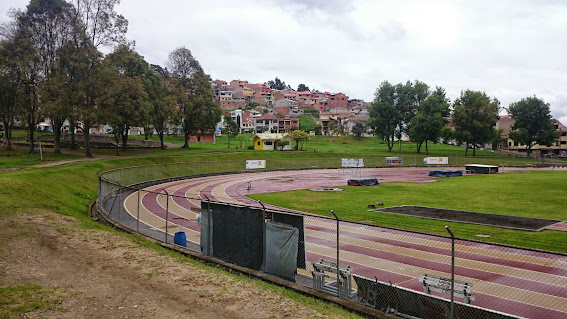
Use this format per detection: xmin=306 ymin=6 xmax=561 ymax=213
xmin=123 ymin=167 xmax=567 ymax=318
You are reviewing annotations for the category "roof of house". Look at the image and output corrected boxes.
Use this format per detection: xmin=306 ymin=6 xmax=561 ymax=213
xmin=554 ymin=119 xmax=567 ymax=132
xmin=251 ymin=133 xmax=289 ymax=141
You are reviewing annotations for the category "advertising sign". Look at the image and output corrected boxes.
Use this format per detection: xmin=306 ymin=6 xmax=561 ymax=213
xmin=246 ymin=160 xmax=266 ymax=169
xmin=341 ymin=158 xmax=364 ymax=168
xmin=423 ymin=157 xmax=448 ymax=165
xmin=385 ymin=157 xmax=403 ymax=166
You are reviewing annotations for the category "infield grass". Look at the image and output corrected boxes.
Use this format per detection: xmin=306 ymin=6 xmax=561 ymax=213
xmin=250 ymin=171 xmax=567 ymax=253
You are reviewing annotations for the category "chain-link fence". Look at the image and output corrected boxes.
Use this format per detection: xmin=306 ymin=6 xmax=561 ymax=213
xmin=97 ymin=158 xmax=566 ymax=319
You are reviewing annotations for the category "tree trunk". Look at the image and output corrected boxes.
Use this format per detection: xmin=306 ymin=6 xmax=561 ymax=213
xmin=416 ymin=141 xmax=422 ymax=153
xmin=121 ymin=127 xmax=129 ymax=151
xmin=84 ymin=128 xmax=92 ymax=157
xmin=114 ymin=130 xmax=120 ymax=155
xmin=473 ymin=145 xmax=477 ymax=156
xmin=465 ymin=143 xmax=469 ymax=157
xmin=386 ymin=136 xmax=394 ymax=152
xmin=227 ymin=136 xmax=231 ymax=148
xmin=425 ymin=140 xmax=429 ymax=155
xmin=183 ymin=131 xmax=189 ymax=148
xmin=28 ymin=114 xmax=35 ymax=154
xmin=182 ymin=120 xmax=190 ymax=148
xmin=158 ymin=131 xmax=165 ymax=150
xmin=53 ymin=118 xmax=63 ymax=154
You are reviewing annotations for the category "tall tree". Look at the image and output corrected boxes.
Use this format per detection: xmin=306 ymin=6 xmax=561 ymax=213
xmin=367 ymin=81 xmax=398 ymax=151
xmin=71 ymin=0 xmax=128 ymax=157
xmin=0 ymin=40 xmax=21 ymax=146
xmin=21 ymin=0 xmax=76 ymax=153
xmin=1 ymin=13 xmax=42 ymax=154
xmin=167 ymin=47 xmax=221 ymax=148
xmin=394 ymin=81 xmax=418 ymax=150
xmin=297 ymin=83 xmax=309 ymax=92
xmin=150 ymin=64 xmax=174 ymax=149
xmin=266 ymin=77 xmax=287 ymax=90
xmin=97 ymin=45 xmax=149 ymax=151
xmin=409 ymin=86 xmax=450 ymax=154
xmin=452 ymin=90 xmax=500 ymax=156
xmin=508 ymin=96 xmax=559 ymax=156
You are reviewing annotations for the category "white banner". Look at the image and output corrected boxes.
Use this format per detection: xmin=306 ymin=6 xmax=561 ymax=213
xmin=423 ymin=157 xmax=448 ymax=165
xmin=341 ymin=158 xmax=364 ymax=168
xmin=386 ymin=157 xmax=403 ymax=165
xmin=246 ymin=160 xmax=266 ymax=169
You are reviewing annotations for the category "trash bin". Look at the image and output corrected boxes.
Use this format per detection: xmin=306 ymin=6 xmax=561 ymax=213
xmin=174 ymin=232 xmax=187 ymax=247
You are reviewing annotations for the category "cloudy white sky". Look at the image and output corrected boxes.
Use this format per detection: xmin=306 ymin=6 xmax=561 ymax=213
xmin=2 ymin=0 xmax=566 ymax=123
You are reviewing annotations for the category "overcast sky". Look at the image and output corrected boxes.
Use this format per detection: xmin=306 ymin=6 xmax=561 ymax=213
xmin=2 ymin=0 xmax=566 ymax=124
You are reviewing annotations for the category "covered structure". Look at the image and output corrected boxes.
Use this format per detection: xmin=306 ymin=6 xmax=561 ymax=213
xmin=465 ymin=164 xmax=498 ymax=174
xmin=251 ymin=133 xmax=292 ymax=150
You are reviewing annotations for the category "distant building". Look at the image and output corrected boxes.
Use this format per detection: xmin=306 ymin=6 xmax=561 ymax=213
xmin=503 ymin=117 xmax=567 ymax=156
xmin=255 ymin=113 xmax=279 ymax=133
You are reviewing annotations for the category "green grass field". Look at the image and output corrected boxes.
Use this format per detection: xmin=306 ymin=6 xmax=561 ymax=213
xmin=250 ymin=171 xmax=567 ymax=253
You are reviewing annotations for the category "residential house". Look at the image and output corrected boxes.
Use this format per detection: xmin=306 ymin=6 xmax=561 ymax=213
xmin=255 ymin=113 xmax=279 ymax=133
xmin=328 ymin=92 xmax=348 ymax=109
xmin=230 ymin=79 xmax=249 ymax=87
xmin=278 ymin=118 xmax=299 ymax=133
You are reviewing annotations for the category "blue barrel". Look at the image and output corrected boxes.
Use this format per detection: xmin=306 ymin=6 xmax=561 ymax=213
xmin=174 ymin=232 xmax=187 ymax=247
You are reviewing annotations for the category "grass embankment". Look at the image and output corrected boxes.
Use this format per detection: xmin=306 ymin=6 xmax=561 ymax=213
xmin=4 ymin=132 xmax=562 ymax=169
xmin=250 ymin=171 xmax=567 ymax=253
xmin=0 ymin=153 xmax=362 ymax=318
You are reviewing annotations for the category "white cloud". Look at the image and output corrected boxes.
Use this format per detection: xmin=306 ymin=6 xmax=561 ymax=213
xmin=1 ymin=0 xmax=566 ymax=121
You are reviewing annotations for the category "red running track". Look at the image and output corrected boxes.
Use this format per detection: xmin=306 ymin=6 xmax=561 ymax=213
xmin=124 ymin=167 xmax=567 ymax=318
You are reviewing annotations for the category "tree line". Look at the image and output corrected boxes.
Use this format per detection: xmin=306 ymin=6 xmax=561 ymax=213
xmin=0 ymin=0 xmax=221 ymax=156
xmin=368 ymin=80 xmax=559 ymax=155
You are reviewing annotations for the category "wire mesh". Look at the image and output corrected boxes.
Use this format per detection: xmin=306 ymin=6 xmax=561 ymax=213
xmin=96 ymin=158 xmax=566 ymax=319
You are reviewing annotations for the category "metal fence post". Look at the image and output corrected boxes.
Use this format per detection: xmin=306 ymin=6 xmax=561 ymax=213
xmin=136 ymin=188 xmax=141 ymax=233
xmin=164 ymin=189 xmax=170 ymax=244
xmin=204 ymin=194 xmax=213 ymax=256
xmin=331 ymin=210 xmax=340 ymax=297
xmin=445 ymin=226 xmax=455 ymax=319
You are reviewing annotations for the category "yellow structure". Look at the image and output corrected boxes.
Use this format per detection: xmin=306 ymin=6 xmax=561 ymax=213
xmin=251 ymin=133 xmax=292 ymax=151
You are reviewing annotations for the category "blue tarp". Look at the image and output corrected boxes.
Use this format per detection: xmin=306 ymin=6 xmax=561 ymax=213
xmin=347 ymin=178 xmax=380 ymax=186
xmin=428 ymin=170 xmax=463 ymax=177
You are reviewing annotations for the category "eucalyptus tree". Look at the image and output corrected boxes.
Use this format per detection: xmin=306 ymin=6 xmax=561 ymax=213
xmin=167 ymin=47 xmax=222 ymax=148
xmin=0 ymin=13 xmax=42 ymax=153
xmin=0 ymin=41 xmax=21 ymax=145
xmin=21 ymin=0 xmax=76 ymax=153
xmin=70 ymin=0 xmax=128 ymax=157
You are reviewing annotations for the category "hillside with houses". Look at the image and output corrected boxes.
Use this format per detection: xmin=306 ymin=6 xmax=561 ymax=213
xmin=213 ymin=79 xmax=371 ymax=136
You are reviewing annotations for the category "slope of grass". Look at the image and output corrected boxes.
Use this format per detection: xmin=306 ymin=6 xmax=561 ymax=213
xmin=250 ymin=171 xmax=567 ymax=252
xmin=0 ymin=153 xmax=365 ymax=318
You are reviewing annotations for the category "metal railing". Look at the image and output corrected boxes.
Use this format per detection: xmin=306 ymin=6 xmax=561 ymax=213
xmin=97 ymin=159 xmax=566 ymax=319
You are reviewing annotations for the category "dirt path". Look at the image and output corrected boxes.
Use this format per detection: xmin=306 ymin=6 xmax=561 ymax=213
xmin=0 ymin=210 xmax=347 ymax=318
